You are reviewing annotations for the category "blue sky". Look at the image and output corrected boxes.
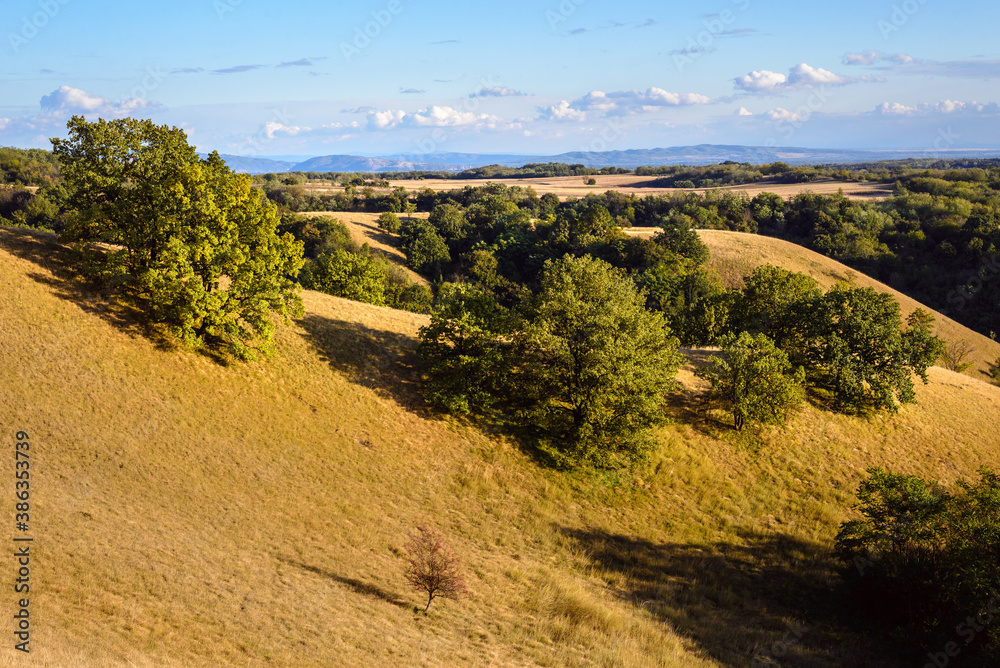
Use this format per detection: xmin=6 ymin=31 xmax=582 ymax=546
xmin=3 ymin=0 xmax=1000 ymax=157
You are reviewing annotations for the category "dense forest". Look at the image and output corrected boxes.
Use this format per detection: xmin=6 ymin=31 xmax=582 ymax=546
xmin=256 ymin=163 xmax=1000 ymax=340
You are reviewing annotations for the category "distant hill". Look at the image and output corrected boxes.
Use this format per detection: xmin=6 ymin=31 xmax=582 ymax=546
xmin=214 ymin=144 xmax=1000 ymax=174
xmin=200 ymin=153 xmax=297 ymax=174
xmin=289 ymin=154 xmax=467 ymax=174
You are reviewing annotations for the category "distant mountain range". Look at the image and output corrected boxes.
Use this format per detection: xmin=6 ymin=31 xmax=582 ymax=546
xmin=207 ymin=144 xmax=1000 ymax=175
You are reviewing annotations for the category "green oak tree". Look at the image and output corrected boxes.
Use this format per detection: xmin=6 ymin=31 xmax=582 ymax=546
xmin=518 ymin=255 xmax=682 ymax=469
xmin=696 ymin=332 xmax=805 ymax=431
xmin=729 ymin=265 xmax=823 ymax=355
xmin=377 ymin=211 xmax=401 ymax=234
xmin=417 ymin=283 xmax=511 ymax=415
xmin=400 ymin=217 xmax=451 ymax=279
xmin=53 ymin=116 xmax=304 ymax=359
xmin=804 ymin=287 xmax=942 ymax=413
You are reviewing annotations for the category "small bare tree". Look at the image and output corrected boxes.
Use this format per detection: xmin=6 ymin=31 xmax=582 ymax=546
xmin=403 ymin=524 xmax=467 ymax=612
xmin=940 ymin=340 xmax=975 ymax=373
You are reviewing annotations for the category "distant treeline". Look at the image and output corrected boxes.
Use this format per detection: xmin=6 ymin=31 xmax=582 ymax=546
xmin=249 ymin=162 xmax=628 ymax=184
xmin=4 ymin=145 xmax=999 ymax=340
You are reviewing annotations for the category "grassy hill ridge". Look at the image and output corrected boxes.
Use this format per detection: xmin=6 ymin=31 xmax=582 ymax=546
xmin=2 ymin=227 xmax=999 ymax=666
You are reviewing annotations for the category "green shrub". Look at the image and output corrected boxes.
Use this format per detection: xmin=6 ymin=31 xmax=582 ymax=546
xmin=836 ymin=468 xmax=1000 ymax=664
xmin=377 ymin=212 xmax=401 ymax=234
xmin=301 ymin=250 xmax=386 ymax=306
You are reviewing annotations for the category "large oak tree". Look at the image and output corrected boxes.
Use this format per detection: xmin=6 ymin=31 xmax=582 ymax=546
xmin=53 ymin=116 xmax=304 ymax=359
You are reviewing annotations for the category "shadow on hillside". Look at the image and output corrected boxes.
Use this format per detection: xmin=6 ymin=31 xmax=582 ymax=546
xmin=298 ymin=313 xmax=430 ymax=414
xmin=0 ymin=227 xmax=174 ymax=348
xmin=560 ymin=527 xmax=900 ymax=668
xmin=281 ymin=558 xmax=410 ymax=610
xmin=668 ymin=350 xmax=739 ymax=438
xmin=354 ymin=221 xmax=401 ymax=250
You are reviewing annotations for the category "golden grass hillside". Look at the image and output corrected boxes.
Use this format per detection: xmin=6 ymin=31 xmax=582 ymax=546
xmin=627 ymin=228 xmax=1000 ymax=379
xmin=298 ymin=211 xmax=431 ymax=287
xmin=1 ymin=226 xmax=999 ymax=667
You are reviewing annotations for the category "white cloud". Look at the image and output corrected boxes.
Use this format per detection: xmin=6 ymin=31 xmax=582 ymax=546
xmin=734 ymin=70 xmax=787 ymax=93
xmin=844 ymin=50 xmax=915 ymax=66
xmin=0 ymin=118 xmax=9 ymax=130
xmin=368 ymin=109 xmax=407 ymax=129
xmin=637 ymin=88 xmax=713 ymax=107
xmin=409 ymin=105 xmax=492 ymax=127
xmin=875 ymin=100 xmax=1000 ymax=116
xmin=787 ymin=63 xmax=848 ymax=87
xmin=766 ymin=108 xmax=808 ymax=123
xmin=263 ymin=122 xmax=310 ymax=139
xmin=735 ymin=107 xmax=753 ymax=116
xmin=472 ymin=86 xmax=527 ymax=98
xmin=541 ymin=100 xmax=588 ymax=122
xmin=875 ymin=102 xmax=918 ymax=116
xmin=735 ymin=63 xmax=866 ymax=94
xmin=365 ymin=106 xmax=505 ymax=130
xmin=40 ymin=86 xmax=108 ymax=113
xmin=540 ymin=87 xmax=712 ymax=120
xmin=38 ymin=85 xmax=156 ymax=116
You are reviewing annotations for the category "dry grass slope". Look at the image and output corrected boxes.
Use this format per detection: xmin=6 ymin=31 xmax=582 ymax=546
xmin=298 ymin=211 xmax=431 ymax=287
xmin=1 ymin=227 xmax=998 ymax=667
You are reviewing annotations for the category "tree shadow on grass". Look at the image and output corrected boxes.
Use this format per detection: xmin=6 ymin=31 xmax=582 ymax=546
xmin=668 ymin=349 xmax=741 ymax=439
xmin=559 ymin=526 xmax=900 ymax=668
xmin=281 ymin=558 xmax=411 ymax=610
xmin=297 ymin=313 xmax=433 ymax=415
xmin=0 ymin=227 xmax=179 ymax=349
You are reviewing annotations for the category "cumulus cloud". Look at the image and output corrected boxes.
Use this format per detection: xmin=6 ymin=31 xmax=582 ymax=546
xmin=365 ymin=106 xmax=504 ymax=130
xmin=787 ymin=63 xmax=848 ymax=87
xmin=369 ymin=109 xmax=407 ymax=129
xmin=471 ymin=86 xmax=527 ymax=98
xmin=410 ymin=106 xmax=489 ymax=127
xmin=766 ymin=108 xmax=808 ymax=123
xmin=735 ymin=107 xmax=753 ymax=116
xmin=540 ymin=87 xmax=712 ymax=121
xmin=40 ymin=86 xmax=108 ymax=113
xmin=844 ymin=50 xmax=914 ymax=66
xmin=875 ymin=100 xmax=1000 ymax=116
xmin=0 ymin=86 xmax=162 ymax=144
xmin=734 ymin=63 xmax=866 ymax=94
xmin=263 ymin=122 xmax=309 ymax=139
xmin=875 ymin=102 xmax=918 ymax=116
xmin=541 ymin=100 xmax=588 ymax=122
xmin=39 ymin=85 xmax=157 ymax=116
xmin=734 ymin=69 xmax=788 ymax=93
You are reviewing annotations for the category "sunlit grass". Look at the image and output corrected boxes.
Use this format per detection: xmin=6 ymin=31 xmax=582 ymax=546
xmin=1 ymin=226 xmax=997 ymax=666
